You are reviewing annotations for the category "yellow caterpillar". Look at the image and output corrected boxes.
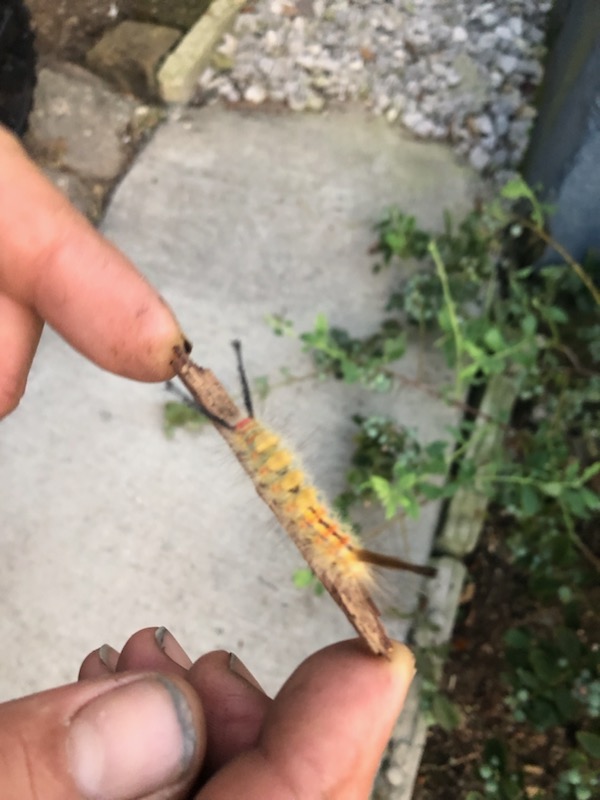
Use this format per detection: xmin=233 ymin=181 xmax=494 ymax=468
xmin=172 ymin=343 xmax=436 ymax=658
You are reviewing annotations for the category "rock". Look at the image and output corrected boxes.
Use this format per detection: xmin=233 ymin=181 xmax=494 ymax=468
xmin=28 ymin=64 xmax=139 ymax=181
xmin=494 ymin=25 xmax=512 ymax=41
xmin=497 ymin=54 xmax=519 ymax=75
xmin=244 ymin=83 xmax=267 ymax=103
xmin=87 ymin=21 xmax=181 ymax=99
xmin=305 ymin=90 xmax=325 ymax=111
xmin=386 ymin=766 xmax=404 ymax=787
xmin=469 ymin=145 xmax=490 ymax=171
xmin=42 ymin=169 xmax=100 ymax=221
xmin=158 ymin=0 xmax=247 ymax=103
xmin=449 ymin=52 xmax=488 ymax=106
xmin=451 ymin=26 xmax=468 ymax=43
xmin=474 ymin=113 xmax=494 ymax=137
xmin=210 ymin=51 xmax=235 ymax=71
xmin=508 ymin=16 xmax=524 ymax=37
xmin=125 ymin=0 xmax=212 ymax=30
xmin=402 ymin=110 xmax=435 ymax=138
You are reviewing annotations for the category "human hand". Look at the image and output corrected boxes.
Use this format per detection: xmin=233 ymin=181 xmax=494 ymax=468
xmin=0 ymin=628 xmax=415 ymax=799
xmin=0 ymin=125 xmax=188 ymax=418
xmin=0 ymin=127 xmax=415 ymax=798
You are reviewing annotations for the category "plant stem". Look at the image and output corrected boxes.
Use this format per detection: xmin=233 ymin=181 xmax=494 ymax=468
xmin=520 ymin=218 xmax=600 ymax=306
xmin=428 ymin=240 xmax=464 ymax=399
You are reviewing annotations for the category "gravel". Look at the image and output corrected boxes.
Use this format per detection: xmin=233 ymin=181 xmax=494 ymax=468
xmin=197 ymin=0 xmax=552 ymax=180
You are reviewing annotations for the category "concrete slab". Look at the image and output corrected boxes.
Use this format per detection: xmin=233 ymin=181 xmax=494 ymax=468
xmin=0 ymin=106 xmax=477 ymax=701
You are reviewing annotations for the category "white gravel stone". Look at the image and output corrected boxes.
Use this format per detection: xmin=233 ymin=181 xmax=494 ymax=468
xmin=469 ymin=145 xmax=491 ymax=170
xmin=497 ymin=54 xmax=520 ymax=75
xmin=474 ymin=114 xmax=494 ymax=137
xmin=244 ymin=83 xmax=268 ymax=104
xmin=196 ymin=0 xmax=551 ymax=178
xmin=451 ymin=25 xmax=468 ymax=44
xmin=386 ymin=766 xmax=404 ymax=787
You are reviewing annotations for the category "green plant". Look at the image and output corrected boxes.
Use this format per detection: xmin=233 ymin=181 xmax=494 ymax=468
xmin=465 ymin=739 xmax=524 ymax=800
xmin=415 ymin=644 xmax=463 ymax=732
xmin=268 ymin=176 xmax=599 ymax=797
xmin=162 ymin=399 xmax=208 ymax=438
xmin=556 ymin=749 xmax=600 ymax=800
xmin=334 ymin=414 xmax=451 ymax=519
xmin=504 ymin=623 xmax=599 ymax=730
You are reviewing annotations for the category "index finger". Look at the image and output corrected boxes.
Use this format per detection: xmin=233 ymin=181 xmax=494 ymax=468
xmin=0 ymin=127 xmax=188 ymax=384
xmin=198 ymin=640 xmax=415 ymax=800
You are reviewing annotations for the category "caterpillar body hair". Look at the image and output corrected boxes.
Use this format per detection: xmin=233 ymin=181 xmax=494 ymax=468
xmin=172 ymin=347 xmax=436 ymax=658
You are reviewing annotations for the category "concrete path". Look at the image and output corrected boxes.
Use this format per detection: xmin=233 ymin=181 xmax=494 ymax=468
xmin=1 ymin=106 xmax=476 ymax=702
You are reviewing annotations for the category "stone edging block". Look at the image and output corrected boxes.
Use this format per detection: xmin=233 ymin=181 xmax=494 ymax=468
xmin=158 ymin=0 xmax=246 ymax=103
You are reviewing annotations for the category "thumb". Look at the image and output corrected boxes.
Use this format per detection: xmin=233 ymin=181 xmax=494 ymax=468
xmin=198 ymin=640 xmax=415 ymax=800
xmin=0 ymin=672 xmax=206 ymax=800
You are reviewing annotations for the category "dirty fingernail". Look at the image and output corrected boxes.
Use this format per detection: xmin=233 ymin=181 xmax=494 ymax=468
xmin=389 ymin=641 xmax=416 ymax=680
xmin=98 ymin=644 xmax=119 ymax=672
xmin=228 ymin=652 xmax=264 ymax=691
xmin=155 ymin=626 xmax=192 ymax=668
xmin=68 ymin=677 xmax=196 ymax=799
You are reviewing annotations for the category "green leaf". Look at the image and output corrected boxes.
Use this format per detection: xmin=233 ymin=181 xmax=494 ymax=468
xmin=431 ymin=693 xmax=462 ymax=731
xmin=562 ymin=489 xmax=588 ymax=517
xmin=580 ymin=488 xmax=600 ymax=511
xmin=529 ymin=647 xmax=562 ymax=684
xmin=580 ymin=461 xmax=600 ymax=483
xmin=500 ymin=177 xmax=544 ymax=226
xmin=265 ymin=313 xmax=295 ymax=337
xmin=369 ymin=476 xmax=396 ymax=518
xmin=545 ymin=305 xmax=569 ymax=324
xmin=555 ymin=687 xmax=580 ymax=722
xmin=383 ymin=335 xmax=406 ymax=361
xmin=556 ymin=628 xmax=581 ymax=660
xmin=501 ymin=176 xmax=532 ymax=201
xmin=504 ymin=628 xmax=531 ymax=650
xmin=540 ymin=481 xmax=564 ymax=498
xmin=576 ymin=731 xmax=600 ymax=759
xmin=521 ymin=314 xmax=537 ymax=336
xmin=404 ymin=494 xmax=422 ymax=519
xmin=484 ymin=326 xmax=505 ymax=352
xmin=162 ymin=401 xmax=208 ymax=437
xmin=293 ymin=568 xmax=315 ymax=588
xmin=253 ymin=375 xmax=270 ymax=401
xmin=483 ymin=738 xmax=509 ymax=772
xmin=341 ymin=360 xmax=361 ymax=383
xmin=520 ymin=484 xmax=541 ymax=517
xmin=529 ymin=698 xmax=560 ymax=729
xmin=314 ymin=313 xmax=329 ymax=335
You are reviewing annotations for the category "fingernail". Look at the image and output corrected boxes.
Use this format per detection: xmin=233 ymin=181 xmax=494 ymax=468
xmin=389 ymin=642 xmax=417 ymax=680
xmin=68 ymin=677 xmax=196 ymax=800
xmin=155 ymin=626 xmax=192 ymax=668
xmin=228 ymin=652 xmax=264 ymax=691
xmin=98 ymin=644 xmax=119 ymax=672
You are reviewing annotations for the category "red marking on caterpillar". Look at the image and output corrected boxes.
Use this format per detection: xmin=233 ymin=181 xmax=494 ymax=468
xmin=172 ymin=348 xmax=436 ymax=658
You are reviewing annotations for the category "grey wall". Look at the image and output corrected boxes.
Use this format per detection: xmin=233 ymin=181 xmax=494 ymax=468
xmin=522 ymin=0 xmax=600 ymax=266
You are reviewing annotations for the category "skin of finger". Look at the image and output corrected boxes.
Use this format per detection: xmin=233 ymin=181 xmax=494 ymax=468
xmin=0 ymin=672 xmax=206 ymax=800
xmin=196 ymin=640 xmax=415 ymax=800
xmin=0 ymin=293 xmax=43 ymax=418
xmin=187 ymin=651 xmax=272 ymax=774
xmin=0 ymin=128 xmax=186 ymax=382
xmin=116 ymin=628 xmax=192 ymax=674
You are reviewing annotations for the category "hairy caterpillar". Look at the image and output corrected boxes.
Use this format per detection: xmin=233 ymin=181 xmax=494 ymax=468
xmin=171 ymin=343 xmax=436 ymax=658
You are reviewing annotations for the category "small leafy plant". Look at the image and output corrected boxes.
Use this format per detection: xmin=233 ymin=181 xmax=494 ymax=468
xmin=269 ymin=176 xmax=599 ymax=795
